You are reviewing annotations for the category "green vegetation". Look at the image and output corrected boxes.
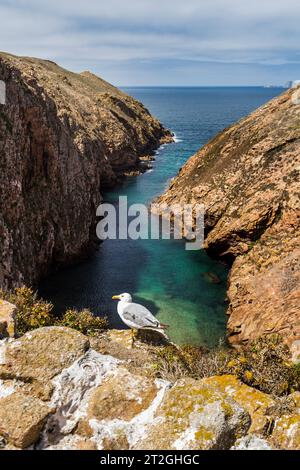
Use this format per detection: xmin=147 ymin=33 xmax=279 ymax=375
xmin=57 ymin=308 xmax=108 ymax=336
xmin=154 ymin=335 xmax=300 ymax=397
xmin=1 ymin=288 xmax=298 ymax=398
xmin=0 ymin=286 xmax=108 ymax=336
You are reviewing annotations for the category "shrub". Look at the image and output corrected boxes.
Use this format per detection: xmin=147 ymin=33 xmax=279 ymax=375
xmin=58 ymin=308 xmax=108 ymax=335
xmin=0 ymin=286 xmax=54 ymax=335
xmin=0 ymin=286 xmax=108 ymax=336
xmin=220 ymin=335 xmax=300 ymax=396
xmin=153 ymin=335 xmax=300 ymax=396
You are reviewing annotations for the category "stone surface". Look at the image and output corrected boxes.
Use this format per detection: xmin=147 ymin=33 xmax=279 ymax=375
xmin=0 ymin=327 xmax=299 ymax=451
xmin=156 ymin=88 xmax=300 ymax=349
xmin=202 ymin=375 xmax=274 ymax=435
xmin=76 ymin=438 xmax=98 ymax=451
xmin=231 ymin=435 xmax=273 ymax=450
xmin=0 ymin=52 xmax=172 ymax=288
xmin=135 ymin=378 xmax=251 ymax=450
xmin=0 ymin=392 xmax=52 ymax=448
xmin=271 ymin=392 xmax=300 ymax=450
xmin=0 ymin=300 xmax=16 ymax=338
xmin=40 ymin=349 xmax=121 ymax=446
xmin=87 ymin=368 xmax=158 ymax=422
xmin=0 ymin=327 xmax=89 ymax=398
xmin=0 ymin=378 xmax=15 ymax=399
xmin=291 ymin=340 xmax=300 ymax=363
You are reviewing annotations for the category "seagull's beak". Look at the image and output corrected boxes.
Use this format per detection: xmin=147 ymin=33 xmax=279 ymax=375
xmin=112 ymin=295 xmax=121 ymax=300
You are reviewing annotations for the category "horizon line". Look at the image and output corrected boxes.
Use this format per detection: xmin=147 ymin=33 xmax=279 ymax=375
xmin=119 ymin=85 xmax=287 ymax=89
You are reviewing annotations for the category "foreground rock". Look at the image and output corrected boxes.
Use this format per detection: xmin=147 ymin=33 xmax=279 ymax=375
xmin=202 ymin=375 xmax=274 ymax=435
xmin=231 ymin=435 xmax=273 ymax=450
xmin=135 ymin=378 xmax=251 ymax=450
xmin=0 ymin=52 xmax=172 ymax=288
xmin=0 ymin=327 xmax=89 ymax=400
xmin=0 ymin=327 xmax=299 ymax=450
xmin=155 ymin=87 xmax=300 ymax=349
xmin=0 ymin=300 xmax=16 ymax=338
xmin=271 ymin=392 xmax=300 ymax=450
xmin=0 ymin=392 xmax=51 ymax=448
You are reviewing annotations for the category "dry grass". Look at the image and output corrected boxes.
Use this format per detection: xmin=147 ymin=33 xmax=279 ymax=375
xmin=153 ymin=335 xmax=300 ymax=397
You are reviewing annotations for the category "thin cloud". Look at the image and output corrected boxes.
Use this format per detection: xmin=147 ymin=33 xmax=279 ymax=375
xmin=0 ymin=0 xmax=299 ymax=84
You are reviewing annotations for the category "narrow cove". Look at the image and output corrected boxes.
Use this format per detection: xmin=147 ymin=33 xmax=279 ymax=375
xmin=39 ymin=87 xmax=282 ymax=347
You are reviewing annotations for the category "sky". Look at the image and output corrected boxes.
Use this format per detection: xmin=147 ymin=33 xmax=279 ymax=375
xmin=0 ymin=0 xmax=299 ymax=86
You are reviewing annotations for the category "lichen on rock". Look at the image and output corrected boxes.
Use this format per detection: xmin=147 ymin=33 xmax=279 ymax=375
xmin=202 ymin=375 xmax=275 ymax=435
xmin=0 ymin=327 xmax=299 ymax=450
xmin=135 ymin=378 xmax=251 ymax=450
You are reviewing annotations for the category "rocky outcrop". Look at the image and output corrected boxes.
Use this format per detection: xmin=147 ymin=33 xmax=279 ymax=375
xmin=155 ymin=87 xmax=300 ymax=349
xmin=0 ymin=300 xmax=16 ymax=338
xmin=271 ymin=392 xmax=300 ymax=450
xmin=0 ymin=392 xmax=52 ymax=449
xmin=135 ymin=378 xmax=251 ymax=450
xmin=202 ymin=375 xmax=274 ymax=435
xmin=0 ymin=327 xmax=89 ymax=401
xmin=0 ymin=326 xmax=299 ymax=450
xmin=0 ymin=52 xmax=173 ymax=288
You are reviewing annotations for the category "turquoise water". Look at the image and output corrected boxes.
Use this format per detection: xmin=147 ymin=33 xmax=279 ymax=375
xmin=39 ymin=87 xmax=283 ymax=347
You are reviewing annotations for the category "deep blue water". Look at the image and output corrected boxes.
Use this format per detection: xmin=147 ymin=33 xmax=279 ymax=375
xmin=39 ymin=87 xmax=283 ymax=347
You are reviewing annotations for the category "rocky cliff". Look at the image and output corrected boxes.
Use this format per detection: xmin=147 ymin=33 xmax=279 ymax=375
xmin=0 ymin=325 xmax=299 ymax=450
xmin=0 ymin=52 xmax=172 ymax=288
xmin=156 ymin=88 xmax=300 ymax=350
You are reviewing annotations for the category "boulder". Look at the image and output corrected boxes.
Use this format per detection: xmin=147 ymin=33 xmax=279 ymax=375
xmin=0 ymin=300 xmax=16 ymax=338
xmin=87 ymin=368 xmax=158 ymax=422
xmin=202 ymin=375 xmax=274 ymax=435
xmin=0 ymin=326 xmax=89 ymax=382
xmin=135 ymin=378 xmax=251 ymax=450
xmin=41 ymin=350 xmax=121 ymax=446
xmin=271 ymin=392 xmax=300 ymax=449
xmin=0 ymin=327 xmax=89 ymax=400
xmin=76 ymin=367 xmax=162 ymax=449
xmin=0 ymin=392 xmax=52 ymax=448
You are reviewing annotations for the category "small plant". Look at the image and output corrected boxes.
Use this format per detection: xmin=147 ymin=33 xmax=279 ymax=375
xmin=220 ymin=335 xmax=300 ymax=396
xmin=58 ymin=308 xmax=108 ymax=335
xmin=0 ymin=286 xmax=108 ymax=336
xmin=0 ymin=286 xmax=54 ymax=335
xmin=153 ymin=335 xmax=300 ymax=396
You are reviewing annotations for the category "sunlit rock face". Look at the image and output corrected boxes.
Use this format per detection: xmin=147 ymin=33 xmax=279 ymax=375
xmin=156 ymin=87 xmax=300 ymax=349
xmin=0 ymin=327 xmax=299 ymax=451
xmin=0 ymin=300 xmax=16 ymax=338
xmin=0 ymin=52 xmax=172 ymax=288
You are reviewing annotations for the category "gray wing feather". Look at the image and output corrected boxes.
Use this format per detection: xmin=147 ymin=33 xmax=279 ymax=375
xmin=122 ymin=303 xmax=160 ymax=328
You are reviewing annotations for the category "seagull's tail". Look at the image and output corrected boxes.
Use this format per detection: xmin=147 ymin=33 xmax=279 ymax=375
xmin=159 ymin=322 xmax=169 ymax=330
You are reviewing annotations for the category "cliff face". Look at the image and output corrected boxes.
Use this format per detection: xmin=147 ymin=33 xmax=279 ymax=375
xmin=0 ymin=52 xmax=172 ymax=288
xmin=156 ymin=88 xmax=300 ymax=349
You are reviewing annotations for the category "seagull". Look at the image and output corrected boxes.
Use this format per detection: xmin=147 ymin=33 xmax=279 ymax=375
xmin=112 ymin=293 xmax=169 ymax=346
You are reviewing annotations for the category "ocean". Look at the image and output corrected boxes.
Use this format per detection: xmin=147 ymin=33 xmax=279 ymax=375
xmin=39 ymin=87 xmax=283 ymax=347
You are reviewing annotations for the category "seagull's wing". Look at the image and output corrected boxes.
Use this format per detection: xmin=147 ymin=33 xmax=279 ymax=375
xmin=122 ymin=302 xmax=160 ymax=328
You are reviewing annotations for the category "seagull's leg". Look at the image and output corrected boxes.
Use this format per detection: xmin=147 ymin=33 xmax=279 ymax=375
xmin=131 ymin=328 xmax=137 ymax=348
